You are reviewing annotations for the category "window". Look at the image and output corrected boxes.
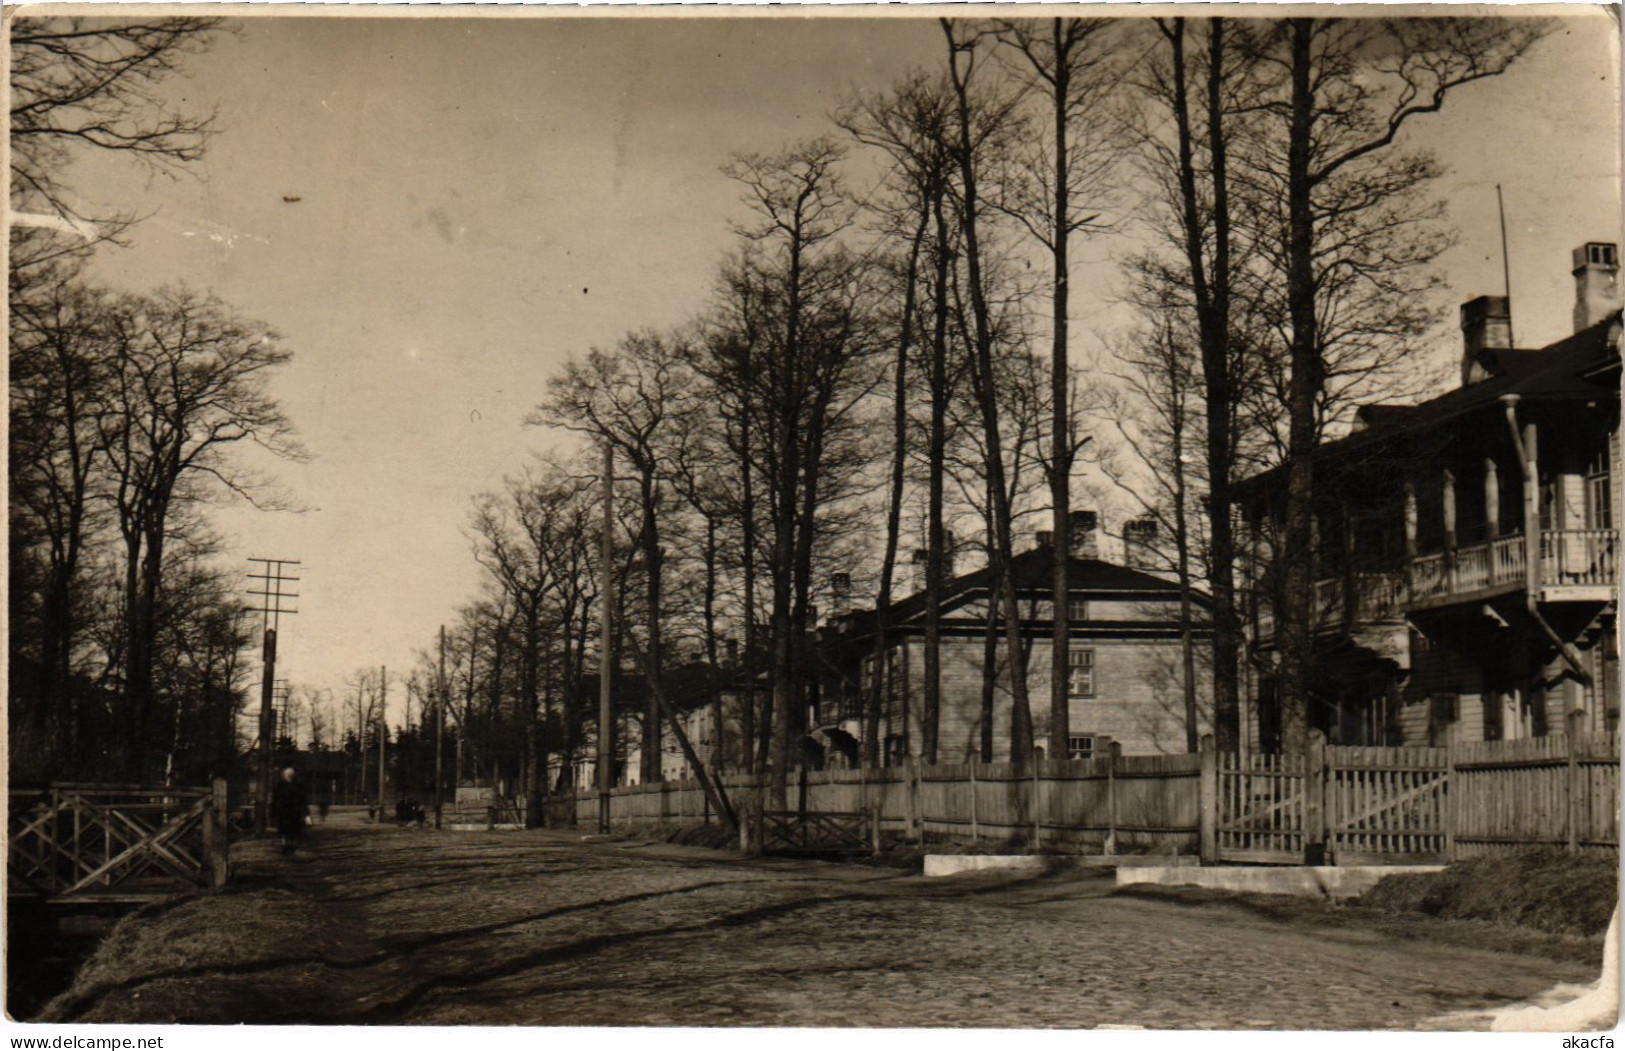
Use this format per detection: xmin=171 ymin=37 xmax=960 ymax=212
xmin=1068 ymin=599 xmax=1090 ymax=623
xmin=883 ymin=735 xmax=907 ymax=768
xmin=1588 ymin=441 xmax=1614 ymax=530
xmin=1067 ymin=647 xmax=1095 ymax=698
xmin=1067 ymin=734 xmax=1096 ymax=760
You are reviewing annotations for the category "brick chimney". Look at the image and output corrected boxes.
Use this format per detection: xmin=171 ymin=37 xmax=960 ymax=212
xmin=1123 ymin=518 xmax=1159 ymax=570
xmin=1459 ymin=295 xmax=1512 ymax=386
xmin=1573 ymin=242 xmax=1620 ymax=332
xmin=830 ymin=572 xmax=852 ymax=616
xmin=1068 ymin=510 xmax=1099 ymax=560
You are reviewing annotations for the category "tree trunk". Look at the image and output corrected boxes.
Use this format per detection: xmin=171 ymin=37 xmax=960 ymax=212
xmin=945 ymin=22 xmax=1034 ymax=766
xmin=924 ymin=181 xmax=951 ymax=768
xmin=1278 ymin=17 xmax=1320 ymax=755
xmin=1047 ymin=16 xmax=1075 ymax=763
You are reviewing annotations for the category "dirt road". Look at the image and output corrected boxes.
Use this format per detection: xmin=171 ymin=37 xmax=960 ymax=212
xmin=41 ymin=813 xmax=1599 ymax=1028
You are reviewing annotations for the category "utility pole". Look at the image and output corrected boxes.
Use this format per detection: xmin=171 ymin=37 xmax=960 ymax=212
xmin=247 ymin=558 xmax=300 ymax=834
xmin=436 ymin=625 xmax=447 ymax=829
xmin=599 ymin=443 xmax=615 ymax=834
xmin=378 ymin=665 xmax=388 ymax=813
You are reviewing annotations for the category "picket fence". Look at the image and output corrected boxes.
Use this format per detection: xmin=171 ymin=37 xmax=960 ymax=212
xmin=566 ymin=730 xmax=1619 ymax=864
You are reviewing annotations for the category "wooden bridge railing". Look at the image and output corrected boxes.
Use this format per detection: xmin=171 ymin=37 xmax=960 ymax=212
xmin=8 ymin=780 xmax=229 ymax=903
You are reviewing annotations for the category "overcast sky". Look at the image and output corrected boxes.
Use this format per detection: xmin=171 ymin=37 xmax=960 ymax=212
xmin=52 ymin=8 xmax=1622 ymax=724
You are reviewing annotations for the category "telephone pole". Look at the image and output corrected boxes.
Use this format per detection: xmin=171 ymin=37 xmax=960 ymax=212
xmin=378 ymin=665 xmax=388 ymax=812
xmin=599 ymin=443 xmax=615 ymax=834
xmin=436 ymin=625 xmax=447 ymax=829
xmin=247 ymin=558 xmax=300 ymax=834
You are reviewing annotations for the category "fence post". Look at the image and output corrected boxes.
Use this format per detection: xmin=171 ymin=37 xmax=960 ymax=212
xmin=870 ymin=802 xmax=882 ymax=856
xmin=206 ymin=778 xmax=229 ymax=890
xmin=1199 ymin=735 xmax=1217 ymax=864
xmin=1032 ymin=756 xmax=1043 ymax=851
xmin=1566 ymin=709 xmax=1583 ymax=853
xmin=969 ymin=762 xmax=979 ymax=843
xmin=1105 ymin=742 xmax=1122 ymax=856
xmin=911 ymin=762 xmax=924 ymax=845
xmin=1444 ymin=738 xmax=1456 ymax=862
xmin=902 ymin=759 xmax=916 ymax=843
xmin=1305 ymin=730 xmax=1328 ymax=865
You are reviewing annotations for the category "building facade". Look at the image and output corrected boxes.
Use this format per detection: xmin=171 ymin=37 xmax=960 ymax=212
xmin=1239 ymin=243 xmax=1621 ymax=751
xmin=819 ymin=516 xmax=1213 ymax=764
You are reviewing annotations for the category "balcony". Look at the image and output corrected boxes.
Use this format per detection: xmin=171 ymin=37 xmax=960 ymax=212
xmin=1255 ymin=528 xmax=1618 ymax=640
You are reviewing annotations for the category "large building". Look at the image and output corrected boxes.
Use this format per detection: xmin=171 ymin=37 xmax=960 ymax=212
xmin=818 ymin=514 xmax=1213 ymax=764
xmin=1239 ymin=243 xmax=1620 ymax=751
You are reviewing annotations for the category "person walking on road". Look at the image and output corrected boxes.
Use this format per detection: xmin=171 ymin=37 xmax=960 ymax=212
xmin=271 ymin=767 xmax=309 ymax=854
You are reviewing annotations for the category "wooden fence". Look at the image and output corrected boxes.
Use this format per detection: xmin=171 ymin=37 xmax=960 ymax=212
xmin=574 ymin=750 xmax=1203 ymax=854
xmin=567 ymin=730 xmax=1618 ymax=865
xmin=8 ymin=780 xmax=230 ymax=903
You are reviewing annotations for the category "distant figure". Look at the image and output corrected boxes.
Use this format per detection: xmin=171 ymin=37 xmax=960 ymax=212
xmin=412 ymin=798 xmax=426 ymax=827
xmin=394 ymin=797 xmax=410 ymax=825
xmin=271 ymin=767 xmax=309 ymax=854
xmin=316 ymin=795 xmax=330 ymax=823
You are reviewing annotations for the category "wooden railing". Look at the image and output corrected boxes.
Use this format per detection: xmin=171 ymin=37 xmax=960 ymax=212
xmin=1541 ymin=528 xmax=1618 ymax=587
xmin=1256 ymin=528 xmax=1617 ymax=638
xmin=8 ymin=781 xmax=229 ymax=903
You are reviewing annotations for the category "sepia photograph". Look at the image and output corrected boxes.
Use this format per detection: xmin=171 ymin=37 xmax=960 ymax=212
xmin=4 ymin=2 xmax=1622 ymax=1037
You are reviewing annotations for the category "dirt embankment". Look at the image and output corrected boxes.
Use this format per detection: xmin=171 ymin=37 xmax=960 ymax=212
xmin=1359 ymin=850 xmax=1617 ymax=938
xmin=1115 ymin=850 xmax=1617 ymax=968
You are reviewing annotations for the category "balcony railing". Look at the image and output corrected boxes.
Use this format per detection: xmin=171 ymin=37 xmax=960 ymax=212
xmin=1541 ymin=528 xmax=1618 ymax=587
xmin=1255 ymin=528 xmax=1618 ymax=638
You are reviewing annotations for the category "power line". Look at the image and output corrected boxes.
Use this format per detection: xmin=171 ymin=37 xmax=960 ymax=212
xmin=247 ymin=557 xmax=301 ymax=835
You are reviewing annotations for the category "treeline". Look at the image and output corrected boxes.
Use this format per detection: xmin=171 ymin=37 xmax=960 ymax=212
xmin=8 ymin=18 xmax=303 ymax=783
xmin=422 ymin=15 xmax=1548 ymax=817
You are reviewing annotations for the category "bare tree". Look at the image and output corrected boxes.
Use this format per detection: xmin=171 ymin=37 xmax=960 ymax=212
xmin=836 ymin=72 xmax=956 ymax=764
xmin=711 ymin=138 xmax=885 ymax=803
xmin=1267 ymin=16 xmax=1548 ymax=752
xmin=942 ymin=20 xmax=1042 ymax=766
xmin=992 ymin=16 xmax=1120 ymax=759
xmin=99 ymin=287 xmax=303 ymax=778
xmin=533 ymin=332 xmax=694 ymax=783
xmin=9 ymin=15 xmax=222 ymax=271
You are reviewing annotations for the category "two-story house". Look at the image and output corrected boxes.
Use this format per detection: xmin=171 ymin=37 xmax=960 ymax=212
xmin=1240 ymin=243 xmax=1620 ymax=751
xmin=818 ymin=513 xmax=1213 ymax=764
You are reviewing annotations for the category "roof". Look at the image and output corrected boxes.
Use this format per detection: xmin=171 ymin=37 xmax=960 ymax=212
xmin=1237 ymin=311 xmax=1622 ymax=492
xmin=833 ymin=543 xmax=1199 ymax=640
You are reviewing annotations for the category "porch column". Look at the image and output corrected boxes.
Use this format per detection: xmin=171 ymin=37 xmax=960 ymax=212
xmin=1403 ymin=481 xmax=1419 ymax=559
xmin=1484 ymin=458 xmax=1501 ymax=540
xmin=1442 ymin=469 xmax=1457 ymax=550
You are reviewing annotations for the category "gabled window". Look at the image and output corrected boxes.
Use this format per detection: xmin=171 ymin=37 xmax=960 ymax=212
xmin=1067 ymin=647 xmax=1095 ymax=698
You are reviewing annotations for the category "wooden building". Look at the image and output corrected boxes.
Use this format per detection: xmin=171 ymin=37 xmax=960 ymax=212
xmin=1238 ymin=243 xmax=1620 ymax=751
xmin=818 ymin=517 xmax=1213 ymax=765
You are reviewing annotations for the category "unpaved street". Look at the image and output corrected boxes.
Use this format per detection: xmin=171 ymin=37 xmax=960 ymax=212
xmin=45 ymin=813 xmax=1598 ymax=1028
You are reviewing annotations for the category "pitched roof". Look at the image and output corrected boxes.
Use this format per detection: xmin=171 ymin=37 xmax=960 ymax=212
xmin=831 ymin=543 xmax=1197 ymax=640
xmin=1237 ymin=311 xmax=1622 ymax=491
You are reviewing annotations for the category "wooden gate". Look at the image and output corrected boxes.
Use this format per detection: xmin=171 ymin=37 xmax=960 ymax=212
xmin=1215 ymin=751 xmax=1308 ymax=863
xmin=1327 ymin=746 xmax=1448 ymax=863
xmin=761 ymin=810 xmax=874 ymax=855
xmin=1214 ymin=741 xmax=1450 ymax=865
xmin=8 ymin=782 xmax=228 ymax=903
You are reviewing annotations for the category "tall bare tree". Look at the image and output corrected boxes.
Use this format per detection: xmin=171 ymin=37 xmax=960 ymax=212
xmin=97 ymin=288 xmax=301 ymax=779
xmin=993 ymin=17 xmax=1119 ymax=759
xmin=1268 ymin=16 xmax=1547 ymax=752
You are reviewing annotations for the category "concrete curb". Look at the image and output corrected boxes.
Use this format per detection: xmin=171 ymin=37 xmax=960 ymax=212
xmin=924 ymin=854 xmax=1199 ymax=877
xmin=1115 ymin=864 xmax=1445 ymax=900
